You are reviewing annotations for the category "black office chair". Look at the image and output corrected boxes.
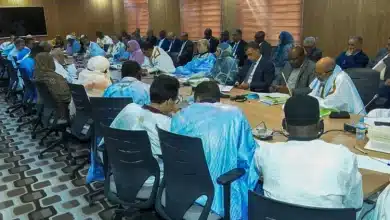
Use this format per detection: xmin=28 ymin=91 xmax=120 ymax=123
xmin=101 ymin=124 xmax=160 ymax=220
xmin=16 ymin=68 xmax=36 ymax=123
xmin=248 ymin=191 xmax=356 ymax=220
xmin=34 ymin=81 xmax=71 ymax=160
xmin=5 ymin=60 xmax=23 ymax=114
xmin=156 ymin=127 xmax=245 ymax=220
xmin=87 ymin=97 xmax=132 ymax=205
xmin=345 ymin=68 xmax=382 ymax=111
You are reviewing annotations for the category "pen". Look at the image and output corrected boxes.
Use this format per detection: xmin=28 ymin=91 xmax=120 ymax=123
xmin=354 ymin=146 xmax=368 ymax=155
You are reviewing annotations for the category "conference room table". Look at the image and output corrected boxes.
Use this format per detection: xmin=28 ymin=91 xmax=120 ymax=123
xmin=96 ymin=64 xmax=390 ymax=200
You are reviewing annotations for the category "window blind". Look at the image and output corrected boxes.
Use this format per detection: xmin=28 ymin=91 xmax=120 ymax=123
xmin=124 ymin=0 xmax=150 ymax=36
xmin=180 ymin=0 xmax=222 ymax=40
xmin=236 ymin=0 xmax=302 ymax=45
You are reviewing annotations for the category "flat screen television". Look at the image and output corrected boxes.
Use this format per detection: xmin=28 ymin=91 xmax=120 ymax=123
xmin=0 ymin=7 xmax=47 ymax=38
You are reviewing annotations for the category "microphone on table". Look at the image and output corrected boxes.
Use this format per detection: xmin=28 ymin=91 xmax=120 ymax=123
xmin=343 ymin=94 xmax=379 ymax=134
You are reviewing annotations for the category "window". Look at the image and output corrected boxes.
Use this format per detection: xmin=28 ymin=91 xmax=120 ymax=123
xmin=124 ymin=0 xmax=150 ymax=35
xmin=236 ymin=0 xmax=302 ymax=45
xmin=180 ymin=0 xmax=222 ymax=40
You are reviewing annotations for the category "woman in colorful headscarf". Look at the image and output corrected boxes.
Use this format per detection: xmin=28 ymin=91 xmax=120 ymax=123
xmin=126 ymin=40 xmax=145 ymax=65
xmin=272 ymin=31 xmax=294 ymax=75
xmin=65 ymin=34 xmax=81 ymax=56
xmin=34 ymin=52 xmax=71 ymax=119
xmin=77 ymin=56 xmax=112 ymax=97
xmin=174 ymin=39 xmax=216 ymax=77
xmin=211 ymin=43 xmax=238 ymax=85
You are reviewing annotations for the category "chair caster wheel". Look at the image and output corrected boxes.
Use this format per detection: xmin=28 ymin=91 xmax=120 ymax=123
xmin=17 ymin=118 xmax=22 ymax=123
xmin=31 ymin=135 xmax=36 ymax=139
xmin=10 ymin=114 xmax=15 ymax=118
xmin=38 ymin=155 xmax=43 ymax=160
xmin=16 ymin=128 xmax=21 ymax=132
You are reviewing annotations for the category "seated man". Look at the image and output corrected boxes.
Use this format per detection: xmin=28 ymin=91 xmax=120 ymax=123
xmin=309 ymin=57 xmax=365 ymax=114
xmin=166 ymin=32 xmax=182 ymax=54
xmin=141 ymin=41 xmax=176 ymax=74
xmin=270 ymin=46 xmax=315 ymax=95
xmin=8 ymin=38 xmax=29 ymax=68
xmin=371 ymin=37 xmax=390 ymax=108
xmin=157 ymin=30 xmax=170 ymax=51
xmin=177 ymin=32 xmax=194 ymax=66
xmin=81 ymin=35 xmax=106 ymax=58
xmin=96 ymin=31 xmax=113 ymax=50
xmin=174 ymin=39 xmax=216 ymax=77
xmin=255 ymin=95 xmax=363 ymax=211
xmin=336 ymin=36 xmax=369 ymax=69
xmin=103 ymin=61 xmax=151 ymax=106
xmin=106 ymin=35 xmax=126 ymax=62
xmin=370 ymin=37 xmax=390 ymax=67
xmin=108 ymin=74 xmax=180 ymax=192
xmin=1 ymin=35 xmax=16 ymax=57
xmin=65 ymin=34 xmax=81 ymax=56
xmin=171 ymin=81 xmax=258 ymax=219
xmin=236 ymin=41 xmax=275 ymax=92
xmin=51 ymin=48 xmax=77 ymax=83
xmin=303 ymin=36 xmax=323 ymax=62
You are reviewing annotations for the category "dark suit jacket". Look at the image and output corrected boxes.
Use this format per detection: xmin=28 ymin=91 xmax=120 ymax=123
xmin=178 ymin=40 xmax=194 ymax=66
xmin=207 ymin=37 xmax=219 ymax=53
xmin=231 ymin=40 xmax=247 ymax=67
xmin=146 ymin=36 xmax=157 ymax=46
xmin=238 ymin=57 xmax=275 ymax=92
xmin=168 ymin=39 xmax=182 ymax=53
xmin=336 ymin=50 xmax=369 ymax=69
xmin=273 ymin=58 xmax=316 ymax=95
xmin=307 ymin=47 xmax=323 ymax=62
xmin=259 ymin=40 xmax=272 ymax=59
xmin=157 ymin=38 xmax=170 ymax=51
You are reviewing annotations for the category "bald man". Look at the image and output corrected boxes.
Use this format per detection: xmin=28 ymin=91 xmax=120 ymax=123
xmin=254 ymin=31 xmax=272 ymax=58
xmin=166 ymin=32 xmax=182 ymax=53
xmin=309 ymin=57 xmax=365 ymax=114
xmin=271 ymin=46 xmax=315 ymax=95
xmin=336 ymin=36 xmax=369 ymax=69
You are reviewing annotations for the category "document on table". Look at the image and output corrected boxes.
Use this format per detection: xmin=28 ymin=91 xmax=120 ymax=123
xmin=364 ymin=140 xmax=390 ymax=154
xmin=356 ymin=154 xmax=390 ymax=174
xmin=258 ymin=93 xmax=290 ymax=105
xmin=218 ymin=85 xmax=234 ymax=92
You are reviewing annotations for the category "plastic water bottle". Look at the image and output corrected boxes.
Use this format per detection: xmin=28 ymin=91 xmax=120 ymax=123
xmin=355 ymin=117 xmax=367 ymax=144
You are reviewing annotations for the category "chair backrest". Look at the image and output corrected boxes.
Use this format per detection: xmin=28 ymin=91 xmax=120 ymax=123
xmin=248 ymin=191 xmax=356 ymax=220
xmin=156 ymin=127 xmax=214 ymax=220
xmin=68 ymin=83 xmax=93 ymax=139
xmin=89 ymin=97 xmax=132 ymax=138
xmin=6 ymin=59 xmax=18 ymax=88
xmin=345 ymin=68 xmax=380 ymax=105
xmin=102 ymin=124 xmax=160 ymax=203
xmin=34 ymin=81 xmax=61 ymax=127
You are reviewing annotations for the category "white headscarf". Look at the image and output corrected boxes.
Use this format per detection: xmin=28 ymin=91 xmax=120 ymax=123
xmin=77 ymin=56 xmax=112 ymax=97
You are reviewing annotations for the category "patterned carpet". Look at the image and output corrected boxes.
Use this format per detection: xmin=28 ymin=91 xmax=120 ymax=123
xmin=0 ymin=95 xmax=160 ymax=220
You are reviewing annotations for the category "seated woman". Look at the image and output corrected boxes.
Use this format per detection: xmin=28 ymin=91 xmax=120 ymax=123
xmin=50 ymin=48 xmax=77 ymax=83
xmin=77 ymin=56 xmax=112 ymax=97
xmin=272 ymin=31 xmax=294 ymax=76
xmin=211 ymin=43 xmax=238 ymax=85
xmin=174 ymin=39 xmax=216 ymax=77
xmin=106 ymin=35 xmax=126 ymax=63
xmin=34 ymin=52 xmax=72 ymax=120
xmin=125 ymin=40 xmax=145 ymax=65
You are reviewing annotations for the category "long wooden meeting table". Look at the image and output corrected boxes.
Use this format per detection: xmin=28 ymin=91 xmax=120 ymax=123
xmin=178 ymin=86 xmax=390 ymax=199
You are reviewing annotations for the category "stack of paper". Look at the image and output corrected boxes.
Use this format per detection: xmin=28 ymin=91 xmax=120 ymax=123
xmin=260 ymin=96 xmax=289 ymax=105
xmin=218 ymin=85 xmax=233 ymax=92
xmin=356 ymin=154 xmax=390 ymax=174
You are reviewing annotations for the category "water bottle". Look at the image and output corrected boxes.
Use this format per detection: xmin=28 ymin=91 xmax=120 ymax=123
xmin=355 ymin=117 xmax=367 ymax=145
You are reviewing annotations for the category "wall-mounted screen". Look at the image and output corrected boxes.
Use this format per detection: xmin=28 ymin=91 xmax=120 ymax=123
xmin=0 ymin=7 xmax=47 ymax=38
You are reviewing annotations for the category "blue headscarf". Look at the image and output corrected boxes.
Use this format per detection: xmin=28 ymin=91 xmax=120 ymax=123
xmin=273 ymin=31 xmax=294 ymax=68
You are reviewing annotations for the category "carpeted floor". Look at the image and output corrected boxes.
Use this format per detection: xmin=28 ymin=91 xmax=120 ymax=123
xmin=0 ymin=96 xmax=160 ymax=220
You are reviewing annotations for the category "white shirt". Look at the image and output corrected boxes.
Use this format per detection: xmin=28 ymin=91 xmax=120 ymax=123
xmin=255 ymin=139 xmax=363 ymax=210
xmin=158 ymin=38 xmax=166 ymax=48
xmin=247 ymin=55 xmax=262 ymax=84
xmin=369 ymin=184 xmax=390 ymax=220
xmin=96 ymin=35 xmax=113 ymax=48
xmin=145 ymin=46 xmax=175 ymax=74
xmin=178 ymin=40 xmax=187 ymax=56
xmin=287 ymin=64 xmax=303 ymax=89
xmin=168 ymin=39 xmax=175 ymax=52
xmin=373 ymin=54 xmax=389 ymax=81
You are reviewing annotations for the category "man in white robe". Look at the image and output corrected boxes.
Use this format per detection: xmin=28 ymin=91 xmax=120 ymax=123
xmin=309 ymin=57 xmax=365 ymax=114
xmin=96 ymin=31 xmax=113 ymax=49
xmin=255 ymin=95 xmax=363 ymax=214
xmin=141 ymin=41 xmax=175 ymax=74
xmin=107 ymin=74 xmax=180 ymax=193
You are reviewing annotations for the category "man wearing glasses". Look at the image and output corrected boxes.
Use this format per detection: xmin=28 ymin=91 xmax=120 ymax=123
xmin=336 ymin=36 xmax=369 ymax=70
xmin=309 ymin=57 xmax=365 ymax=114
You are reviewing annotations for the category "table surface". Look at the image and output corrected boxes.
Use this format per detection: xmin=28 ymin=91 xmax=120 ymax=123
xmin=179 ymin=86 xmax=390 ymax=199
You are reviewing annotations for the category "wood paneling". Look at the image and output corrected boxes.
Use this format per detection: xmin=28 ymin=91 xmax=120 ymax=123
xmin=303 ymin=0 xmax=390 ymax=57
xmin=148 ymin=0 xmax=181 ymax=36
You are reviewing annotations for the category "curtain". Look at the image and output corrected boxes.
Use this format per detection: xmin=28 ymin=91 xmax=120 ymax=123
xmin=124 ymin=0 xmax=150 ymax=36
xmin=180 ymin=0 xmax=222 ymax=40
xmin=237 ymin=0 xmax=302 ymax=45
